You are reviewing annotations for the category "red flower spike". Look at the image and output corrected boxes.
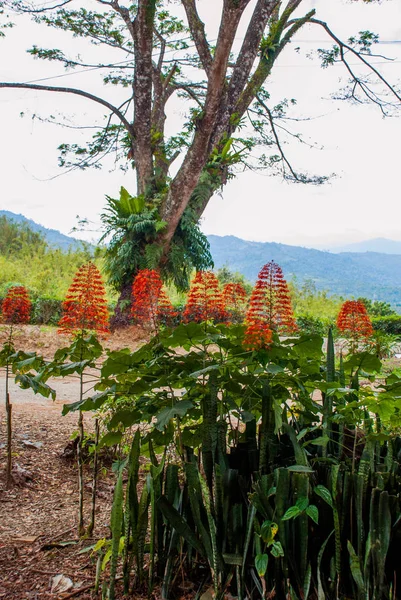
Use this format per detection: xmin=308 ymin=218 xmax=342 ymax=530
xmin=183 ymin=271 xmax=229 ymax=323
xmin=336 ymin=300 xmax=373 ymax=342
xmin=58 ymin=262 xmax=109 ymax=335
xmin=2 ymin=286 xmax=31 ymax=324
xmin=131 ymin=269 xmax=176 ymax=331
xmin=244 ymin=261 xmax=297 ymax=350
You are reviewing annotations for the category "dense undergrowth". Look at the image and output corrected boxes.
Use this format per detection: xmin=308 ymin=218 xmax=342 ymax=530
xmin=55 ymin=325 xmax=401 ymax=599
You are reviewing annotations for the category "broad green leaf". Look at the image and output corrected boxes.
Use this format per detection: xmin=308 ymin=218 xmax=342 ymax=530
xmin=281 ymin=506 xmax=301 ymax=521
xmin=314 ymin=485 xmax=333 ymax=508
xmin=99 ymin=431 xmax=123 ymax=447
xmin=343 ymin=352 xmax=381 ymax=375
xmin=260 ymin=521 xmax=278 ymax=544
xmin=295 ymin=497 xmax=309 ymax=512
xmin=306 ymin=505 xmax=319 ymax=524
xmin=155 ymin=400 xmax=194 ymax=430
xmin=255 ymin=553 xmax=269 ymax=577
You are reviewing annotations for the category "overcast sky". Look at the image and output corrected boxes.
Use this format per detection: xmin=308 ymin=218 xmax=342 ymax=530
xmin=0 ymin=0 xmax=400 ymax=248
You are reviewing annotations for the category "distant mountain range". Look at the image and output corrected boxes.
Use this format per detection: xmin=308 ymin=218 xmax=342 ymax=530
xmin=2 ymin=211 xmax=401 ymax=307
xmin=0 ymin=210 xmax=89 ymax=251
xmin=208 ymin=235 xmax=401 ymax=307
xmin=328 ymin=238 xmax=401 ymax=255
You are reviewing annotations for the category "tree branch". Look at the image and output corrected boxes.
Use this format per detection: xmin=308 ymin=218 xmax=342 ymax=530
xmin=310 ymin=18 xmax=401 ymax=104
xmin=181 ymin=0 xmax=212 ymax=75
xmin=256 ymin=95 xmax=299 ymax=181
xmin=0 ymin=82 xmax=134 ymax=133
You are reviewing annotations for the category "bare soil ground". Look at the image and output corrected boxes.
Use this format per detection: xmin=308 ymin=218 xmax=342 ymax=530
xmin=0 ymin=326 xmax=149 ymax=599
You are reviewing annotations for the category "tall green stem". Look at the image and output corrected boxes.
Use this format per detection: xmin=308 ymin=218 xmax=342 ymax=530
xmin=77 ymin=366 xmax=85 ymax=536
xmin=5 ymin=325 xmax=13 ymax=488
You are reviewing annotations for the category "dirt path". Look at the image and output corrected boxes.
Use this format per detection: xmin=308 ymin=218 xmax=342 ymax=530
xmin=0 ymin=325 xmax=152 ymax=599
xmin=0 ymin=383 xmax=117 ymax=599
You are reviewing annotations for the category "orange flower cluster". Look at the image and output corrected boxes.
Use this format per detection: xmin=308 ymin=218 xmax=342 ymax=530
xmin=1 ymin=286 xmax=31 ymax=324
xmin=58 ymin=262 xmax=109 ymax=335
xmin=183 ymin=271 xmax=229 ymax=323
xmin=222 ymin=282 xmax=248 ymax=319
xmin=336 ymin=300 xmax=373 ymax=340
xmin=244 ymin=261 xmax=296 ymax=350
xmin=131 ymin=269 xmax=176 ymax=330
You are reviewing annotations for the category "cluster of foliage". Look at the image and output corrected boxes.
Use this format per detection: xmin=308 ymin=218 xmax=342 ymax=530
xmin=131 ymin=269 xmax=176 ymax=332
xmin=100 ymin=187 xmax=213 ymax=295
xmin=1 ymin=285 xmax=31 ymax=324
xmin=290 ymin=278 xmax=342 ymax=322
xmin=3 ymin=257 xmax=401 ymax=596
xmin=337 ymin=299 xmax=374 ymax=352
xmin=0 ymin=216 xmax=104 ymax=301
xmin=183 ymin=270 xmax=229 ymax=324
xmin=51 ymin=323 xmax=401 ymax=600
xmin=58 ymin=262 xmax=109 ymax=336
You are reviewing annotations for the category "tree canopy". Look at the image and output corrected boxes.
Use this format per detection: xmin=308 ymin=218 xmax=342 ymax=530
xmin=1 ymin=0 xmax=399 ymax=291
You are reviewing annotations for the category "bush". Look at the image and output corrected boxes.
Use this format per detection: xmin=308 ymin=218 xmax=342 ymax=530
xmin=296 ymin=314 xmax=334 ymax=336
xmin=372 ymin=315 xmax=401 ymax=336
xmin=31 ymin=297 xmax=63 ymax=325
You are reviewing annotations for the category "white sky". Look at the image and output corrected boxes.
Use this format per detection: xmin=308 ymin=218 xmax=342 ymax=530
xmin=0 ymin=0 xmax=400 ymax=248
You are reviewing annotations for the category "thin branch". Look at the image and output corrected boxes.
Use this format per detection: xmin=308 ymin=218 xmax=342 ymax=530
xmin=181 ymin=0 xmax=212 ymax=75
xmin=154 ymin=28 xmax=166 ymax=73
xmin=174 ymin=84 xmax=204 ymax=107
xmin=255 ymin=95 xmax=299 ymax=181
xmin=310 ymin=18 xmax=401 ymax=104
xmin=0 ymin=82 xmax=134 ymax=134
xmin=5 ymin=0 xmax=72 ymax=12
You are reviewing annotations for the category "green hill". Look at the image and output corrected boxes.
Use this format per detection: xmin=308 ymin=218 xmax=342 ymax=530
xmin=0 ymin=210 xmax=90 ymax=251
xmin=208 ymin=235 xmax=401 ymax=307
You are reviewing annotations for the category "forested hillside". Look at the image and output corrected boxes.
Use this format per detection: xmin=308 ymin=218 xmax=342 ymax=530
xmin=0 ymin=215 xmax=98 ymax=299
xmin=209 ymin=235 xmax=401 ymax=307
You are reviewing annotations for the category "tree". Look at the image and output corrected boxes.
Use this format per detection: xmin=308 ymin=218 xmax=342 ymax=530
xmin=1 ymin=0 xmax=399 ymax=286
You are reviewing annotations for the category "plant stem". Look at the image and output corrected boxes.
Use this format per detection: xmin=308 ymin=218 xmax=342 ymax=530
xmin=5 ymin=325 xmax=13 ymax=488
xmin=77 ymin=367 xmax=85 ymax=536
xmin=5 ymin=360 xmax=12 ymax=488
xmin=88 ymin=417 xmax=100 ymax=536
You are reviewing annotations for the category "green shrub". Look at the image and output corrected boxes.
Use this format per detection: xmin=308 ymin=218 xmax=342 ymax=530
xmin=296 ymin=314 xmax=334 ymax=336
xmin=31 ymin=297 xmax=63 ymax=325
xmin=372 ymin=315 xmax=401 ymax=336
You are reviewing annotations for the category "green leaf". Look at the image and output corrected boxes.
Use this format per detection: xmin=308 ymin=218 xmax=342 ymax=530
xmin=306 ymin=505 xmax=319 ymax=524
xmin=155 ymin=400 xmax=194 ymax=430
xmin=282 ymin=506 xmax=302 ymax=521
xmin=99 ymin=431 xmax=123 ymax=447
xmin=295 ymin=497 xmax=309 ymax=512
xmin=287 ymin=465 xmax=314 ymax=473
xmin=271 ymin=541 xmax=284 ymax=558
xmin=304 ymin=435 xmax=330 ymax=448
xmin=343 ymin=352 xmax=381 ymax=375
xmin=255 ymin=553 xmax=269 ymax=577
xmin=314 ymin=485 xmax=333 ymax=508
xmin=260 ymin=521 xmax=278 ymax=544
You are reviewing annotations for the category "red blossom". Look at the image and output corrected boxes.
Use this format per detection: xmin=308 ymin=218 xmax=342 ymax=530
xmin=244 ymin=261 xmax=297 ymax=350
xmin=58 ymin=262 xmax=109 ymax=335
xmin=131 ymin=269 xmax=176 ymax=331
xmin=183 ymin=271 xmax=229 ymax=323
xmin=336 ymin=300 xmax=373 ymax=344
xmin=1 ymin=286 xmax=31 ymax=324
